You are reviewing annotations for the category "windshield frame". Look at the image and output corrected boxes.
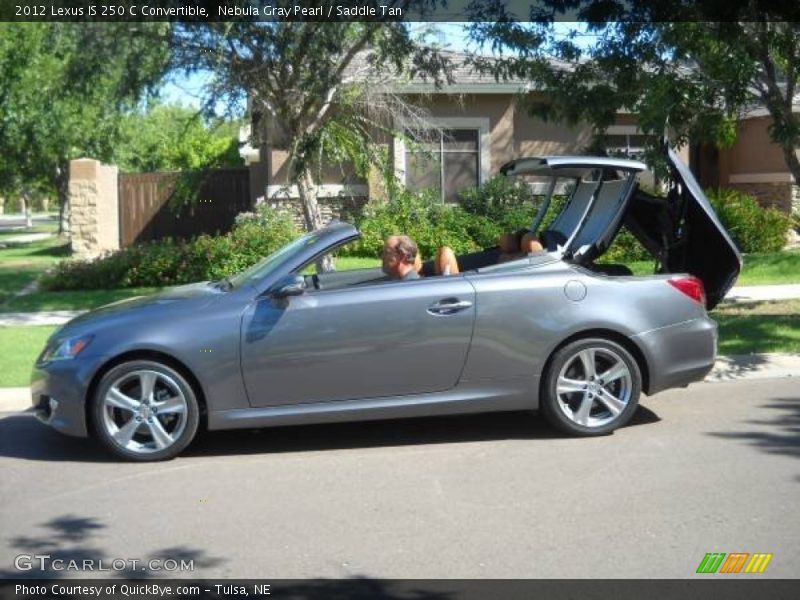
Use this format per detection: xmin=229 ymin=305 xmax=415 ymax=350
xmin=227 ymin=230 xmax=323 ymax=290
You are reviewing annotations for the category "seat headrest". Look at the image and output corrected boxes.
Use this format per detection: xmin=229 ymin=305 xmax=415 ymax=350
xmin=520 ymin=232 xmax=544 ymax=254
xmin=498 ymin=233 xmax=519 ymax=254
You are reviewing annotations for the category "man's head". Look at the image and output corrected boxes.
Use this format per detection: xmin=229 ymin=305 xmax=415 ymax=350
xmin=382 ymin=235 xmax=418 ymax=279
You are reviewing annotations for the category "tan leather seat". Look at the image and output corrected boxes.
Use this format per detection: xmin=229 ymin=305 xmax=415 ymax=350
xmin=521 ymin=232 xmax=544 ymax=254
xmin=497 ymin=232 xmax=521 ymax=263
xmin=497 ymin=230 xmax=543 ymax=263
xmin=434 ymin=246 xmax=460 ymax=276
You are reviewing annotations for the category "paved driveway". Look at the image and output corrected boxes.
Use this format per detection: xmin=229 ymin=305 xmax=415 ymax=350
xmin=0 ymin=378 xmax=797 ymax=579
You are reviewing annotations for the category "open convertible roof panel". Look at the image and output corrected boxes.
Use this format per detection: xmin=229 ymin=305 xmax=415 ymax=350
xmin=500 ymin=156 xmax=648 ymax=179
xmin=498 ymin=150 xmax=741 ymax=309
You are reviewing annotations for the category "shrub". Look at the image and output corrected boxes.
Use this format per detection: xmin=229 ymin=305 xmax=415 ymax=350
xmin=41 ymin=205 xmax=299 ymax=290
xmin=603 ymin=228 xmax=652 ymax=263
xmin=707 ymin=188 xmax=792 ymax=253
xmin=349 ymin=188 xmax=490 ymax=259
xmin=459 ymin=175 xmax=548 ymax=234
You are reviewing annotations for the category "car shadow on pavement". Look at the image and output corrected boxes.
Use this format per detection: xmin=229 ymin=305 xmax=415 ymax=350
xmin=708 ymin=396 xmax=800 ymax=460
xmin=0 ymin=414 xmax=114 ymax=463
xmin=0 ymin=514 xmax=224 ymax=579
xmin=186 ymin=405 xmax=661 ymax=458
xmin=0 ymin=406 xmax=660 ymax=462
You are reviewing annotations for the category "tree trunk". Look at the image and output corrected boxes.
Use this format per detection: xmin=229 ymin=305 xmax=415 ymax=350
xmin=781 ymin=145 xmax=800 ymax=201
xmin=24 ymin=196 xmax=32 ymax=228
xmin=55 ymin=164 xmax=69 ymax=236
xmin=296 ymin=166 xmax=334 ymax=272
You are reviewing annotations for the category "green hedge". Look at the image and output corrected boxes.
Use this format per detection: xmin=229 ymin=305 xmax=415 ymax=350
xmin=41 ymin=206 xmax=298 ymax=290
xmin=347 ymin=178 xmax=544 ymax=259
xmin=706 ymin=188 xmax=791 ymax=254
xmin=42 ymin=182 xmax=791 ymax=291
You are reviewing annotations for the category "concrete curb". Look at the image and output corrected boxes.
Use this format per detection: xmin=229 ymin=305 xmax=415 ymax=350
xmin=2 ymin=353 xmax=798 ymax=414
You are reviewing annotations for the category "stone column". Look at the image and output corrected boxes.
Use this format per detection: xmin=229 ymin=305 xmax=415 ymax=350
xmin=68 ymin=158 xmax=120 ymax=259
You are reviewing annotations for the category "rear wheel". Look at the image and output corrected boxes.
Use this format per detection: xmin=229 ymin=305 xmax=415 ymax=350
xmin=91 ymin=360 xmax=199 ymax=461
xmin=540 ymin=338 xmax=641 ymax=436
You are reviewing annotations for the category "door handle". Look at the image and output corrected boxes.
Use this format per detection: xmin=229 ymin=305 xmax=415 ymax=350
xmin=427 ymin=298 xmax=473 ymax=315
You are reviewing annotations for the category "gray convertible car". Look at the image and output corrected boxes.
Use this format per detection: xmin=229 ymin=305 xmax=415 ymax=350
xmin=31 ymin=149 xmax=741 ymax=460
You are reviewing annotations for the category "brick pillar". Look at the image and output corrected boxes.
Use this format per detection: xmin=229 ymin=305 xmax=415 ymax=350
xmin=68 ymin=158 xmax=120 ymax=259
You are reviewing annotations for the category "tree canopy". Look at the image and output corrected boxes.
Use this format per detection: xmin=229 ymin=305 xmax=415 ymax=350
xmin=0 ymin=23 xmax=169 ymax=207
xmin=169 ymin=7 xmax=452 ymax=251
xmin=467 ymin=3 xmax=800 ymax=181
xmin=114 ymin=102 xmax=242 ymax=173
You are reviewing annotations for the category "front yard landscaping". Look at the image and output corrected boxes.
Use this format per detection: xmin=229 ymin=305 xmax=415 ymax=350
xmin=0 ymin=325 xmax=56 ymax=387
xmin=713 ymin=298 xmax=800 ymax=355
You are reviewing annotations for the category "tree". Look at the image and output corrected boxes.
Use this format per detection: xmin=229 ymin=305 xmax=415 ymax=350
xmin=169 ymin=4 xmax=451 ymax=270
xmin=115 ymin=102 xmax=242 ymax=173
xmin=466 ymin=2 xmax=800 ymax=183
xmin=0 ymin=23 xmax=169 ymax=231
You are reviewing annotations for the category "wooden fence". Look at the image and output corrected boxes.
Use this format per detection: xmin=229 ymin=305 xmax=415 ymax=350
xmin=118 ymin=169 xmax=251 ymax=247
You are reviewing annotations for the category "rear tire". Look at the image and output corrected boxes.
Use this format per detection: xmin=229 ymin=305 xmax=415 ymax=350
xmin=90 ymin=360 xmax=200 ymax=461
xmin=540 ymin=338 xmax=641 ymax=436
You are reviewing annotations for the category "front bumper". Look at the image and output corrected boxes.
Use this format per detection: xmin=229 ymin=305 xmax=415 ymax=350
xmin=632 ymin=316 xmax=718 ymax=396
xmin=30 ymin=356 xmax=103 ymax=438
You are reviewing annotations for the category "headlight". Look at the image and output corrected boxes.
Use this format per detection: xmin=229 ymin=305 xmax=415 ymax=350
xmin=37 ymin=334 xmax=93 ymax=364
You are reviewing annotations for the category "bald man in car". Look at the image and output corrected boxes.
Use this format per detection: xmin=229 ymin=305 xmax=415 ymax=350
xmin=382 ymin=235 xmax=420 ymax=280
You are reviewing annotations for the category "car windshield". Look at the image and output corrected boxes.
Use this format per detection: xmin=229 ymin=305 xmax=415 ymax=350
xmin=228 ymin=231 xmax=321 ymax=289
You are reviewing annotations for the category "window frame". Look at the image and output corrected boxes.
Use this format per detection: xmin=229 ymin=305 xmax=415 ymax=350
xmin=393 ymin=117 xmax=491 ymax=202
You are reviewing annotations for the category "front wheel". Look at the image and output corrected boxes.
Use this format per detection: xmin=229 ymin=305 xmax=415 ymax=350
xmin=540 ymin=338 xmax=641 ymax=436
xmin=91 ymin=360 xmax=200 ymax=461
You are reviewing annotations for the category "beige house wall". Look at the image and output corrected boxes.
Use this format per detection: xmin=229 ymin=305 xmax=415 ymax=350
xmin=717 ymin=116 xmax=797 ymax=213
xmin=724 ymin=117 xmax=788 ymax=176
xmin=249 ymin=92 xmax=796 ymax=216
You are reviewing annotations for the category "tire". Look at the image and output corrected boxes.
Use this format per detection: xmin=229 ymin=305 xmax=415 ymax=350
xmin=90 ymin=360 xmax=200 ymax=461
xmin=540 ymin=337 xmax=641 ymax=436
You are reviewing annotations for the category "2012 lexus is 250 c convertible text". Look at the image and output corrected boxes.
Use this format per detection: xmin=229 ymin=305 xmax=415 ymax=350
xmin=31 ymin=148 xmax=741 ymax=460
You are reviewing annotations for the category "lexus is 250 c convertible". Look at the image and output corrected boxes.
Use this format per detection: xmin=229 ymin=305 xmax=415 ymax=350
xmin=31 ymin=148 xmax=741 ymax=460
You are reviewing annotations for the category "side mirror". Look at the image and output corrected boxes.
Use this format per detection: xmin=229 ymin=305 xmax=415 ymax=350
xmin=270 ymin=274 xmax=306 ymax=298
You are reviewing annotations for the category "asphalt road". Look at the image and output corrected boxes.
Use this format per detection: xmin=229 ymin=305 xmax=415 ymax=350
xmin=0 ymin=377 xmax=798 ymax=580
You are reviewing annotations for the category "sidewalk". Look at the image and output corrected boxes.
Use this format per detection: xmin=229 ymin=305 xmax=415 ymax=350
xmin=0 ymin=232 xmax=53 ymax=246
xmin=1 ymin=353 xmax=797 ymax=413
xmin=0 ymin=309 xmax=86 ymax=326
xmin=724 ymin=283 xmax=800 ymax=303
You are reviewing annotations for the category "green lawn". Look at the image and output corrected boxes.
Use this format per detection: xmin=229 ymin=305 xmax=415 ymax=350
xmin=712 ymin=299 xmax=800 ymax=355
xmin=0 ymin=325 xmax=56 ymax=387
xmin=333 ymin=256 xmax=380 ymax=270
xmin=735 ymin=249 xmax=800 ymax=285
xmin=617 ymin=248 xmax=800 ymax=286
xmin=0 ymin=236 xmax=70 ymax=307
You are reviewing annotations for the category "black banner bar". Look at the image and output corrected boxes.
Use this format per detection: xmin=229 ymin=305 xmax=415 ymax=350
xmin=2 ymin=1 xmax=800 ymax=23
xmin=2 ymin=580 xmax=800 ymax=600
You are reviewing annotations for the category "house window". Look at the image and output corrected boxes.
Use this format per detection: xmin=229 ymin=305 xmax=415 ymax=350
xmin=605 ymin=133 xmax=649 ymax=157
xmin=405 ymin=129 xmax=480 ymax=202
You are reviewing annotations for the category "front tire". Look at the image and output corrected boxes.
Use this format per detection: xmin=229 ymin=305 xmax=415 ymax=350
xmin=540 ymin=338 xmax=641 ymax=436
xmin=91 ymin=360 xmax=200 ymax=461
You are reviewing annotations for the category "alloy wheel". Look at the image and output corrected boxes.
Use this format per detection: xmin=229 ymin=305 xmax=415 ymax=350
xmin=555 ymin=346 xmax=633 ymax=429
xmin=101 ymin=369 xmax=189 ymax=455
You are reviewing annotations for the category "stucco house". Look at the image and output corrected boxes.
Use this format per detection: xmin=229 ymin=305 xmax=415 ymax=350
xmin=239 ymin=52 xmax=799 ymax=224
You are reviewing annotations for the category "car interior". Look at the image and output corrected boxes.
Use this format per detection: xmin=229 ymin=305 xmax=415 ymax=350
xmin=295 ymin=166 xmax=649 ymax=293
